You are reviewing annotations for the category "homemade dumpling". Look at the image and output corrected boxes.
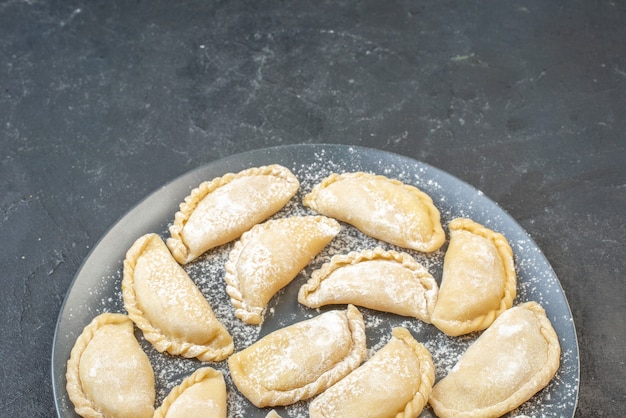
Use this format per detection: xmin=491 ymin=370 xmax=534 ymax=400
xmin=66 ymin=313 xmax=155 ymax=418
xmin=431 ymin=218 xmax=517 ymax=336
xmin=167 ymin=164 xmax=299 ymax=264
xmin=309 ymin=327 xmax=435 ymax=418
xmin=122 ymin=233 xmax=233 ymax=361
xmin=154 ymin=367 xmax=227 ymax=418
xmin=303 ymin=172 xmax=445 ymax=252
xmin=225 ymin=215 xmax=341 ymax=325
xmin=228 ymin=305 xmax=367 ymax=407
xmin=429 ymin=301 xmax=561 ymax=418
xmin=298 ymin=247 xmax=438 ymax=323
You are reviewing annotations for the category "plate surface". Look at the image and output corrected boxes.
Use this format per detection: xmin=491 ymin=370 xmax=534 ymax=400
xmin=52 ymin=144 xmax=579 ymax=417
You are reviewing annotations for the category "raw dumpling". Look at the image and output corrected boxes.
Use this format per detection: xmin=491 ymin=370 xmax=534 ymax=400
xmin=227 ymin=305 xmax=367 ymax=408
xmin=122 ymin=233 xmax=234 ymax=361
xmin=225 ymin=215 xmax=341 ymax=325
xmin=298 ymin=247 xmax=438 ymax=323
xmin=154 ymin=367 xmax=227 ymax=418
xmin=431 ymin=218 xmax=517 ymax=336
xmin=167 ymin=164 xmax=299 ymax=264
xmin=66 ymin=313 xmax=155 ymax=418
xmin=429 ymin=301 xmax=561 ymax=418
xmin=265 ymin=411 xmax=282 ymax=418
xmin=309 ymin=327 xmax=435 ymax=418
xmin=303 ymin=172 xmax=445 ymax=252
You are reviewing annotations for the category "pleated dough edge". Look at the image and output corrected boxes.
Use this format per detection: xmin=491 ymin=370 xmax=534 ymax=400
xmin=302 ymin=171 xmax=445 ymax=252
xmin=153 ymin=367 xmax=225 ymax=418
xmin=66 ymin=312 xmax=144 ymax=418
xmin=122 ymin=233 xmax=234 ymax=362
xmin=391 ymin=327 xmax=436 ymax=418
xmin=167 ymin=164 xmax=299 ymax=264
xmin=428 ymin=301 xmax=561 ymax=418
xmin=227 ymin=305 xmax=368 ymax=408
xmin=307 ymin=327 xmax=435 ymax=418
xmin=432 ymin=217 xmax=517 ymax=336
xmin=225 ymin=215 xmax=340 ymax=325
xmin=298 ymin=247 xmax=438 ymax=322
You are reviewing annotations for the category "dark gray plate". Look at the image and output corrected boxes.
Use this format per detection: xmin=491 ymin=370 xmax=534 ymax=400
xmin=52 ymin=144 xmax=579 ymax=417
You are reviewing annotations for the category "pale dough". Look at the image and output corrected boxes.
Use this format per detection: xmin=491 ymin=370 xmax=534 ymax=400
xmin=303 ymin=172 xmax=445 ymax=252
xmin=298 ymin=247 xmax=438 ymax=323
xmin=66 ymin=313 xmax=155 ymax=418
xmin=309 ymin=327 xmax=435 ymax=418
xmin=227 ymin=305 xmax=367 ymax=408
xmin=225 ymin=215 xmax=340 ymax=324
xmin=429 ymin=301 xmax=561 ymax=418
xmin=122 ymin=233 xmax=233 ymax=361
xmin=431 ymin=218 xmax=517 ymax=336
xmin=154 ymin=367 xmax=227 ymax=418
xmin=167 ymin=164 xmax=299 ymax=264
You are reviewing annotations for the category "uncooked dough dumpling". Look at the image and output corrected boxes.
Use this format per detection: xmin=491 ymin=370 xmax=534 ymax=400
xmin=122 ymin=233 xmax=233 ymax=361
xmin=66 ymin=313 xmax=155 ymax=418
xmin=154 ymin=367 xmax=227 ymax=418
xmin=431 ymin=218 xmax=517 ymax=336
xmin=167 ymin=164 xmax=299 ymax=264
xmin=303 ymin=172 xmax=445 ymax=252
xmin=298 ymin=247 xmax=438 ymax=323
xmin=309 ymin=327 xmax=435 ymax=418
xmin=429 ymin=301 xmax=561 ymax=418
xmin=225 ymin=215 xmax=341 ymax=324
xmin=227 ymin=305 xmax=367 ymax=408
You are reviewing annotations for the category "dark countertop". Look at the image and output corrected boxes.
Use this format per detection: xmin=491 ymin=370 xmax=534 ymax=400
xmin=1 ymin=1 xmax=624 ymax=417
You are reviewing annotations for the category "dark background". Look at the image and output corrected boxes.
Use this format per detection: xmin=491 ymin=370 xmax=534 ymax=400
xmin=1 ymin=1 xmax=624 ymax=416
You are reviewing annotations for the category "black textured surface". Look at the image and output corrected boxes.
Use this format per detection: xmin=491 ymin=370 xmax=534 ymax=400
xmin=1 ymin=1 xmax=625 ymax=417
